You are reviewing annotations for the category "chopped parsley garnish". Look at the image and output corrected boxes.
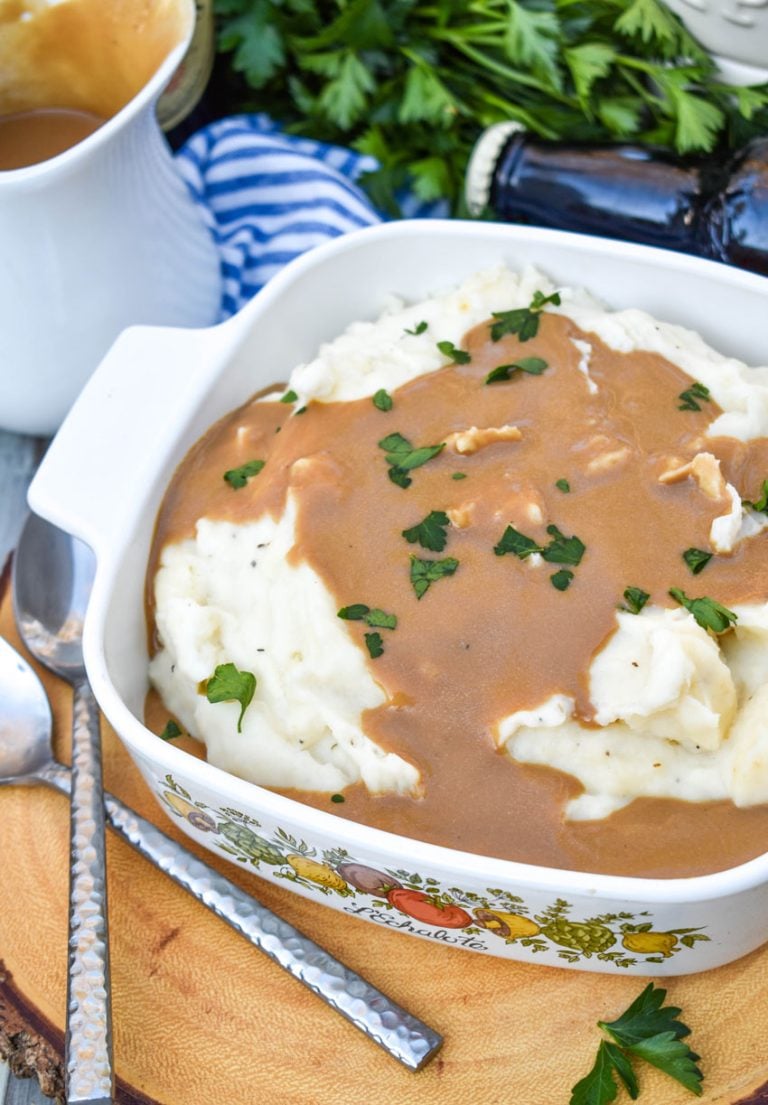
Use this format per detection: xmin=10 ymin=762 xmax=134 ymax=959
xmin=388 ymin=467 xmax=412 ymax=489
xmin=550 ymin=569 xmax=574 ymax=591
xmin=677 ymin=381 xmax=711 ymax=411
xmin=485 ymin=356 xmax=548 ymax=384
xmin=373 ymin=388 xmax=393 ymax=411
xmin=364 ymin=631 xmax=384 ymax=659
xmin=555 ymin=478 xmax=571 ymax=493
xmin=159 ymin=720 xmax=182 ymax=742
xmin=683 ymin=548 xmax=713 ymax=575
xmin=223 ymin=459 xmax=265 ymax=489
xmin=280 ymin=389 xmax=298 ymax=403
xmin=366 ymin=610 xmax=398 ymax=630
xmin=621 ymin=587 xmax=650 ymax=615
xmin=669 ymin=588 xmax=737 ymax=634
xmin=541 ymin=524 xmax=585 ymax=566
xmin=338 ymin=605 xmax=396 ymax=658
xmin=495 ymin=523 xmax=585 ymax=577
xmin=570 ymin=983 xmax=703 ymax=1105
xmin=490 ymin=290 xmax=561 ymax=343
xmin=744 ymin=478 xmax=768 ymax=513
xmin=402 ymin=510 xmax=450 ymax=552
xmin=338 ymin=604 xmax=397 ymax=630
xmin=451 ymin=472 xmax=467 ymax=480
xmin=337 ymin=603 xmax=370 ymax=621
xmin=436 ymin=340 xmax=471 ymax=364
xmin=378 ymin=432 xmax=445 ymax=489
xmin=404 ymin=320 xmax=428 ymax=336
xmin=330 ymin=793 xmax=345 ymax=803
xmin=204 ymin=662 xmax=256 ymax=733
xmin=494 ymin=525 xmax=542 ymax=559
xmin=410 ymin=555 xmax=459 ymax=599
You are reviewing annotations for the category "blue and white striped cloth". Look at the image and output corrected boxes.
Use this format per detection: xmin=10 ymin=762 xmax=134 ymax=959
xmin=176 ymin=114 xmax=445 ymax=320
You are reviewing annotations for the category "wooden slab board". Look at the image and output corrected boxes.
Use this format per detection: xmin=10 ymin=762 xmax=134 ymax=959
xmin=2 ymin=565 xmax=768 ymax=1105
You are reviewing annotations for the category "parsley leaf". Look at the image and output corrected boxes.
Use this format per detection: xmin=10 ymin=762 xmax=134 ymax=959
xmin=364 ymin=631 xmax=384 ymax=659
xmin=379 ymin=432 xmax=445 ymax=488
xmin=404 ymin=320 xmax=427 ymax=336
xmin=436 ymin=339 xmax=471 ymax=364
xmin=338 ymin=603 xmax=371 ymax=621
xmin=495 ymin=522 xmax=586 ymax=581
xmin=338 ymin=604 xmax=397 ymax=630
xmin=570 ymin=1039 xmax=630 ymax=1105
xmin=677 ymin=381 xmax=711 ymax=411
xmin=669 ymin=588 xmax=737 ymax=633
xmin=205 ymin=662 xmax=256 ymax=733
xmin=744 ymin=478 xmax=768 ymax=513
xmin=280 ymin=389 xmax=298 ymax=403
xmin=410 ymin=555 xmax=459 ymax=599
xmin=551 ymin=568 xmax=574 ymax=591
xmin=600 ymin=982 xmax=703 ymax=1094
xmin=541 ymin=524 xmax=586 ymax=566
xmin=452 ymin=472 xmax=467 ymax=480
xmin=373 ymin=388 xmax=393 ymax=411
xmin=223 ymin=459 xmax=265 ymax=489
xmin=571 ymin=983 xmax=703 ymax=1105
xmin=494 ymin=525 xmax=543 ymax=559
xmin=330 ymin=792 xmax=345 ymax=803
xmin=565 ymin=42 xmax=616 ymax=109
xmin=628 ymin=1034 xmax=702 ymax=1095
xmin=683 ymin=548 xmax=712 ymax=575
xmin=388 ymin=467 xmax=412 ymax=489
xmin=600 ymin=982 xmax=691 ymax=1047
xmin=555 ymin=478 xmax=571 ymax=493
xmin=604 ymin=1044 xmax=640 ymax=1101
xmin=485 ymin=356 xmax=548 ymax=383
xmin=490 ymin=291 xmax=561 ymax=342
xmin=621 ymin=587 xmax=650 ymax=615
xmin=366 ymin=608 xmax=398 ymax=630
xmin=402 ymin=510 xmax=450 ymax=552
xmin=159 ymin=720 xmax=182 ymax=742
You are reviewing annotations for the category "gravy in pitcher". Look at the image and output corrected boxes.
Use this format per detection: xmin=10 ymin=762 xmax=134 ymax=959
xmin=0 ymin=108 xmax=104 ymax=169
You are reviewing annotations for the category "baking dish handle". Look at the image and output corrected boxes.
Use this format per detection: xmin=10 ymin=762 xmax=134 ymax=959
xmin=27 ymin=322 xmax=227 ymax=554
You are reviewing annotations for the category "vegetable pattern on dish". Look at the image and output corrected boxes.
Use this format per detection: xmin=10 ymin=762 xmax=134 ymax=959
xmin=158 ymin=773 xmax=710 ymax=969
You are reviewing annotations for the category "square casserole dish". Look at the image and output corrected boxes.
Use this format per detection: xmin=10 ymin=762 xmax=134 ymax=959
xmin=29 ymin=219 xmax=768 ymax=975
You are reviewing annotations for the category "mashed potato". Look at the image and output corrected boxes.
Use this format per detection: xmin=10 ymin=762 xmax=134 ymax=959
xmin=150 ymin=265 xmax=768 ymax=821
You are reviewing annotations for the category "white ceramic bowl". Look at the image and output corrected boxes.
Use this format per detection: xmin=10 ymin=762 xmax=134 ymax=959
xmin=29 ymin=220 xmax=768 ymax=975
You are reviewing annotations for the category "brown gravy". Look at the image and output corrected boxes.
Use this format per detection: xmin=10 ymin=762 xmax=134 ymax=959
xmin=146 ymin=310 xmax=768 ymax=879
xmin=0 ymin=108 xmax=104 ymax=169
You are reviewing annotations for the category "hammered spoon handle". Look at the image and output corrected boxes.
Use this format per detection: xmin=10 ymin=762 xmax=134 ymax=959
xmin=66 ymin=680 xmax=113 ymax=1105
xmin=36 ymin=760 xmax=442 ymax=1072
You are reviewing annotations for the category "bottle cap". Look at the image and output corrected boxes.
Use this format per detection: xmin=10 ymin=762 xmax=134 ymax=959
xmin=464 ymin=122 xmax=525 ymax=216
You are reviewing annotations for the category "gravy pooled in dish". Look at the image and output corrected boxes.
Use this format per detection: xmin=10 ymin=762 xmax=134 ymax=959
xmin=146 ymin=266 xmax=768 ymax=878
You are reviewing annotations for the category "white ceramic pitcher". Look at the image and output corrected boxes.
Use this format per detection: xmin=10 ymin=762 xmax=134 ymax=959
xmin=0 ymin=0 xmax=221 ymax=435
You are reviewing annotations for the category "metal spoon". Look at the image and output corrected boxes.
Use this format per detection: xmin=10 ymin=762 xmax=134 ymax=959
xmin=0 ymin=632 xmax=443 ymax=1071
xmin=12 ymin=514 xmax=113 ymax=1105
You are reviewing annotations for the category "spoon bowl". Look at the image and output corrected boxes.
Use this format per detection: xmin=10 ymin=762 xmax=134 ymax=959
xmin=12 ymin=511 xmax=94 ymax=682
xmin=0 ymin=635 xmax=53 ymax=780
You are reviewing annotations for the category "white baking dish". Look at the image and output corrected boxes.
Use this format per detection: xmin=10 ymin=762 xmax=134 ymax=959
xmin=28 ymin=220 xmax=768 ymax=974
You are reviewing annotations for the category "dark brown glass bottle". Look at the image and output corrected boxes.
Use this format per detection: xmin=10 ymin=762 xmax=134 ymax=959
xmin=466 ymin=122 xmax=768 ymax=277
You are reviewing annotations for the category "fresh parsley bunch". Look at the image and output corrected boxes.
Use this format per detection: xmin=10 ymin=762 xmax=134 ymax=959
xmin=213 ymin=0 xmax=768 ymax=213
